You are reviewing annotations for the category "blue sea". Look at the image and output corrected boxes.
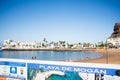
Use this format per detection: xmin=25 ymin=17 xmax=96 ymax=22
xmin=0 ymin=50 xmax=102 ymax=61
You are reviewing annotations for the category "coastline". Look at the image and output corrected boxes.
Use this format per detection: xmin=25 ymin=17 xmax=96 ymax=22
xmin=1 ymin=48 xmax=85 ymax=52
xmin=1 ymin=48 xmax=120 ymax=64
xmin=74 ymin=49 xmax=120 ymax=64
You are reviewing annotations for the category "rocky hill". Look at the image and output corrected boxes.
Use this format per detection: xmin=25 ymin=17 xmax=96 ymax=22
xmin=109 ymin=23 xmax=120 ymax=38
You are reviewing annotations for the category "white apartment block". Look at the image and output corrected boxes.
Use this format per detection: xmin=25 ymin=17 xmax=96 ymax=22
xmin=107 ymin=37 xmax=120 ymax=48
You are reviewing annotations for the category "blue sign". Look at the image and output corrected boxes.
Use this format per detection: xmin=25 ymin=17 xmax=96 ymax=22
xmin=28 ymin=63 xmax=118 ymax=76
xmin=10 ymin=67 xmax=17 ymax=74
xmin=0 ymin=61 xmax=26 ymax=67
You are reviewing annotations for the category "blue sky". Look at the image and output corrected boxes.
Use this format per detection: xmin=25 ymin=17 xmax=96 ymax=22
xmin=0 ymin=0 xmax=120 ymax=44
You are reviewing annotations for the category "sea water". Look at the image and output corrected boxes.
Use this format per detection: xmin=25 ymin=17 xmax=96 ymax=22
xmin=0 ymin=50 xmax=102 ymax=61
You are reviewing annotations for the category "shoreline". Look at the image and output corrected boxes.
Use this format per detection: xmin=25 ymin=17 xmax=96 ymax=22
xmin=74 ymin=49 xmax=120 ymax=64
xmin=1 ymin=48 xmax=120 ymax=64
xmin=1 ymin=48 xmax=86 ymax=52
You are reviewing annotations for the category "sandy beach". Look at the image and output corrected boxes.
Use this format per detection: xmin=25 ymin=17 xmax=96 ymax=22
xmin=75 ymin=49 xmax=120 ymax=64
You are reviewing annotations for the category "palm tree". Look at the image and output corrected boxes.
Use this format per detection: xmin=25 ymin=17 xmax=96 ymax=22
xmin=43 ymin=38 xmax=48 ymax=43
xmin=59 ymin=41 xmax=66 ymax=48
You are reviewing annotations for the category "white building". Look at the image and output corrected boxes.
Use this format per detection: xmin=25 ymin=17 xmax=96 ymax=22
xmin=2 ymin=40 xmax=42 ymax=49
xmin=107 ymin=37 xmax=120 ymax=48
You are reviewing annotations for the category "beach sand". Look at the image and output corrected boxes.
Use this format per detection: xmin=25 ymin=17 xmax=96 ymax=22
xmin=74 ymin=49 xmax=120 ymax=64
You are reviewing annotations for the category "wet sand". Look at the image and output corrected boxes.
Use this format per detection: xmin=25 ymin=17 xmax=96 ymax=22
xmin=75 ymin=49 xmax=120 ymax=64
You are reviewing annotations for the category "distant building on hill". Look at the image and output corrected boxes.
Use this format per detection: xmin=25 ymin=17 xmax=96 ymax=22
xmin=1 ymin=39 xmax=96 ymax=50
xmin=2 ymin=40 xmax=43 ymax=49
xmin=107 ymin=23 xmax=120 ymax=48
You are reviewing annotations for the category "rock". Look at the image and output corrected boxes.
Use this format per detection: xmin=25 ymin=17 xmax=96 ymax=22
xmin=107 ymin=23 xmax=120 ymax=48
xmin=109 ymin=23 xmax=120 ymax=38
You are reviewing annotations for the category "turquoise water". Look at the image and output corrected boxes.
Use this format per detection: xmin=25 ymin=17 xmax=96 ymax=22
xmin=48 ymin=72 xmax=82 ymax=80
xmin=28 ymin=68 xmax=83 ymax=80
xmin=0 ymin=50 xmax=102 ymax=61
